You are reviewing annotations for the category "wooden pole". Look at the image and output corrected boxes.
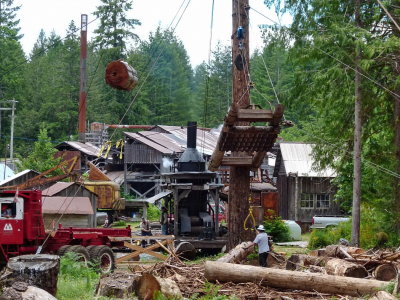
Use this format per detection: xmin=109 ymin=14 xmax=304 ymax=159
xmin=78 ymin=14 xmax=88 ymax=142
xmin=228 ymin=0 xmax=253 ymax=250
xmin=351 ymin=0 xmax=362 ymax=247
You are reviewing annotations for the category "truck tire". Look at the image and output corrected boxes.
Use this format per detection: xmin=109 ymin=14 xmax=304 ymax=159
xmin=86 ymin=245 xmax=97 ymax=260
xmin=67 ymin=245 xmax=90 ymax=265
xmin=57 ymin=245 xmax=73 ymax=257
xmin=91 ymin=245 xmax=115 ymax=274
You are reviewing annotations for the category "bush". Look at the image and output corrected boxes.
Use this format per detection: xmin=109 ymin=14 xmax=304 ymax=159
xmin=263 ymin=214 xmax=291 ymax=242
xmin=308 ymin=229 xmax=336 ymax=249
xmin=147 ymin=203 xmax=161 ymax=221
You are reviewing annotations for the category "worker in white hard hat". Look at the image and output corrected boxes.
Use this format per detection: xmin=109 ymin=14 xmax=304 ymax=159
xmin=252 ymin=224 xmax=271 ymax=267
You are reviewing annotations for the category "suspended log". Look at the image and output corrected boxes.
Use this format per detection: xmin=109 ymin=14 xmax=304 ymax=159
xmin=105 ymin=60 xmax=138 ymax=91
xmin=325 ymin=245 xmax=364 ymax=258
xmin=373 ymin=264 xmax=397 ymax=281
xmin=325 ymin=258 xmax=368 ymax=278
xmin=1 ymin=254 xmax=60 ymax=296
xmin=136 ymin=273 xmax=182 ymax=300
xmin=285 ymin=254 xmax=328 ymax=271
xmin=204 ymin=261 xmax=389 ymax=297
xmin=217 ymin=241 xmax=254 ymax=263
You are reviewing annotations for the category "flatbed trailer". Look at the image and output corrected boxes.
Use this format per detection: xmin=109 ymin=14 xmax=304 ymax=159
xmin=0 ymin=190 xmax=131 ymax=272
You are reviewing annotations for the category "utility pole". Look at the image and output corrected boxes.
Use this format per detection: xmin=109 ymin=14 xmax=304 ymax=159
xmin=0 ymin=100 xmax=17 ymax=164
xmin=352 ymin=0 xmax=362 ymax=247
xmin=78 ymin=14 xmax=88 ymax=142
xmin=227 ymin=0 xmax=252 ymax=250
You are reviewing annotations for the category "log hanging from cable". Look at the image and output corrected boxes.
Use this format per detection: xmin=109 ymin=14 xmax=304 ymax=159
xmin=204 ymin=261 xmax=389 ymax=297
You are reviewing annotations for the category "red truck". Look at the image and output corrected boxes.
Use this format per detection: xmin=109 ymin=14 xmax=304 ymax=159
xmin=0 ymin=190 xmax=131 ymax=273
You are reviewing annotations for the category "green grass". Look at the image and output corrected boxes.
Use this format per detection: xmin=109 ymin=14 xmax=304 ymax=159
xmin=56 ymin=253 xmax=100 ymax=300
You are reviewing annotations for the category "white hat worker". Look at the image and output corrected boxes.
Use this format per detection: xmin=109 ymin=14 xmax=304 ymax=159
xmin=257 ymin=224 xmax=265 ymax=231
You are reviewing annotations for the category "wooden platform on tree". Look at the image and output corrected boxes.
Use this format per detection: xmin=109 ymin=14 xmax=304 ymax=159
xmin=208 ymin=104 xmax=284 ymax=170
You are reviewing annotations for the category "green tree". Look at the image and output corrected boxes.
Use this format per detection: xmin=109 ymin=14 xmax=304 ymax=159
xmin=16 ymin=128 xmax=60 ymax=172
xmin=92 ymin=0 xmax=141 ymax=55
xmin=127 ymin=27 xmax=193 ymax=125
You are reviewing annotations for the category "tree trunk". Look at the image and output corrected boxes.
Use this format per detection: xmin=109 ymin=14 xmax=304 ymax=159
xmin=204 ymin=261 xmax=388 ymax=297
xmin=325 ymin=258 xmax=368 ymax=278
xmin=285 ymin=254 xmax=327 ymax=270
xmin=217 ymin=241 xmax=254 ymax=263
xmin=1 ymin=254 xmax=60 ymax=296
xmin=373 ymin=264 xmax=397 ymax=281
xmin=136 ymin=273 xmax=182 ymax=300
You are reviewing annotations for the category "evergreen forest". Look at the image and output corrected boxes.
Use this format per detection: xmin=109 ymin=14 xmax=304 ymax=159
xmin=2 ymin=0 xmax=400 ymax=243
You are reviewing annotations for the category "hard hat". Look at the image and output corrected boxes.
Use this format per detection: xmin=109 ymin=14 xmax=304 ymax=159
xmin=257 ymin=225 xmax=265 ymax=231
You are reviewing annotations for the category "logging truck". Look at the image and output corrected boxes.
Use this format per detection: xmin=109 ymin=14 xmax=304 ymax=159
xmin=0 ymin=190 xmax=131 ymax=273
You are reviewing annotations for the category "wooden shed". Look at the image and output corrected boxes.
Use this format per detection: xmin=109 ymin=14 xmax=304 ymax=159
xmin=42 ymin=182 xmax=97 ymax=228
xmin=273 ymin=142 xmax=341 ymax=225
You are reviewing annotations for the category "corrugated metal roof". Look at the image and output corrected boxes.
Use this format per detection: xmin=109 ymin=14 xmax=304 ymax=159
xmin=42 ymin=196 xmax=93 ymax=214
xmin=279 ymin=143 xmax=336 ymax=177
xmin=42 ymin=182 xmax=75 ymax=196
xmin=126 ymin=125 xmax=219 ymax=156
xmin=0 ymin=169 xmax=38 ymax=186
xmin=104 ymin=171 xmax=125 ymax=185
xmin=144 ymin=190 xmax=172 ymax=204
xmin=56 ymin=141 xmax=100 ymax=157
xmin=125 ymin=132 xmax=174 ymax=154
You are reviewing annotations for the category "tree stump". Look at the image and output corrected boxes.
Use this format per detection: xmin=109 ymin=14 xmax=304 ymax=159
xmin=136 ymin=273 xmax=182 ymax=300
xmin=325 ymin=258 xmax=368 ymax=278
xmin=2 ymin=254 xmax=60 ymax=296
xmin=373 ymin=264 xmax=397 ymax=281
xmin=96 ymin=271 xmax=140 ymax=298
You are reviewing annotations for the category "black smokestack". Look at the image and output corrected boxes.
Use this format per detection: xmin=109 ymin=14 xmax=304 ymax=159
xmin=187 ymin=121 xmax=197 ymax=149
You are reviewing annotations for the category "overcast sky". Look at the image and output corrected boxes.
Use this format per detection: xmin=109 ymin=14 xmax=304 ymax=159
xmin=15 ymin=0 xmax=287 ymax=67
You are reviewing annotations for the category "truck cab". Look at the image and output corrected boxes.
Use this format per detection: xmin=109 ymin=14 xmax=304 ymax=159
xmin=0 ymin=195 xmax=24 ymax=245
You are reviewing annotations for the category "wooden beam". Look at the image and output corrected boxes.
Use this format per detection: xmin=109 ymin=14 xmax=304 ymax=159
xmin=221 ymin=156 xmax=253 ymax=166
xmin=116 ymin=240 xmax=168 ymax=263
xmin=237 ymin=109 xmax=273 ymax=122
xmin=252 ymin=151 xmax=267 ymax=168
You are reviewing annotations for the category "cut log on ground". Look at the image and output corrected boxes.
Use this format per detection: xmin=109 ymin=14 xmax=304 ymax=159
xmin=217 ymin=241 xmax=254 ymax=263
xmin=204 ymin=261 xmax=389 ymax=297
xmin=136 ymin=273 xmax=182 ymax=300
xmin=325 ymin=245 xmax=364 ymax=258
xmin=325 ymin=258 xmax=368 ymax=278
xmin=0 ymin=254 xmax=60 ymax=296
xmin=1 ymin=282 xmax=57 ymax=300
xmin=96 ymin=271 xmax=140 ymax=298
xmin=373 ymin=264 xmax=397 ymax=281
xmin=286 ymin=254 xmax=327 ymax=271
xmin=368 ymin=291 xmax=397 ymax=300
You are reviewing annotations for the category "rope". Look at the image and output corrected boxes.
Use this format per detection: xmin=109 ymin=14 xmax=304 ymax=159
xmin=243 ymin=194 xmax=256 ymax=231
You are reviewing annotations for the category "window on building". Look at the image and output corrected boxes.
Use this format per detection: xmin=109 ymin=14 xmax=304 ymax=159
xmin=300 ymin=193 xmax=314 ymax=209
xmin=316 ymin=194 xmax=330 ymax=208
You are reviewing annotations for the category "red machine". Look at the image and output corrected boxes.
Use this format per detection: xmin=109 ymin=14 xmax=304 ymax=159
xmin=0 ymin=190 xmax=131 ymax=272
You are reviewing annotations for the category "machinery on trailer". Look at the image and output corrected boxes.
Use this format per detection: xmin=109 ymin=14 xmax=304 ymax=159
xmin=0 ymin=190 xmax=131 ymax=272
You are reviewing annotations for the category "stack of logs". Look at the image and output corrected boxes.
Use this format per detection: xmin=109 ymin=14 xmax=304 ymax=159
xmin=287 ymin=245 xmax=398 ymax=281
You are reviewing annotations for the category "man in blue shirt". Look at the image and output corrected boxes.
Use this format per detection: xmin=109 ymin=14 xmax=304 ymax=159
xmin=253 ymin=224 xmax=270 ymax=267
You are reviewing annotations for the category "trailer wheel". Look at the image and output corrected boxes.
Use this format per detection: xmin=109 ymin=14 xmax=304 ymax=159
xmin=67 ymin=245 xmax=90 ymax=265
xmin=57 ymin=245 xmax=73 ymax=257
xmin=86 ymin=245 xmax=97 ymax=260
xmin=92 ymin=245 xmax=115 ymax=274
